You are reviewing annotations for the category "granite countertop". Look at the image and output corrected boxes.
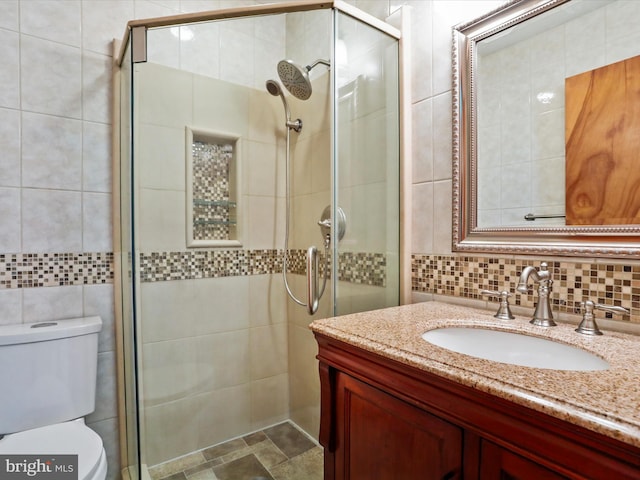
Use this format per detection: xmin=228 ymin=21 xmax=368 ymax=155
xmin=309 ymin=301 xmax=640 ymax=448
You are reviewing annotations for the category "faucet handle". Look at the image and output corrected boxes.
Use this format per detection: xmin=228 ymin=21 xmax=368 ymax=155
xmin=576 ymin=300 xmax=629 ymax=336
xmin=480 ymin=289 xmax=515 ymax=320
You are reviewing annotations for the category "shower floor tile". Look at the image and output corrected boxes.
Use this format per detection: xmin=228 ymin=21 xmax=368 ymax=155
xmin=213 ymin=454 xmax=272 ymax=480
xmin=262 ymin=423 xmax=317 ymax=459
xmin=149 ymin=421 xmax=323 ymax=480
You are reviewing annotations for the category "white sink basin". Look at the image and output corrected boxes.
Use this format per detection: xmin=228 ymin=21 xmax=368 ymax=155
xmin=422 ymin=327 xmax=609 ymax=371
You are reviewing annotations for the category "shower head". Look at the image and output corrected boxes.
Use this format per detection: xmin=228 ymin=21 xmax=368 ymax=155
xmin=265 ymin=79 xmax=302 ymax=133
xmin=277 ymin=59 xmax=330 ymax=101
xmin=266 ymin=79 xmax=290 ymax=119
xmin=266 ymin=79 xmax=282 ymax=97
xmin=278 ymin=60 xmax=312 ymax=100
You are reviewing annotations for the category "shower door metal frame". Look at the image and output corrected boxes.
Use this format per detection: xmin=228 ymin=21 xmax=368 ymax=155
xmin=115 ymin=1 xmax=400 ymax=68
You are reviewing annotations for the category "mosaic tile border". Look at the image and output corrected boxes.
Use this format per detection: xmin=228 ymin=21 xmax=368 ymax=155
xmin=0 ymin=249 xmax=384 ymax=288
xmin=2 ymin=252 xmax=638 ymax=319
xmin=139 ymin=249 xmax=387 ymax=287
xmin=412 ymin=254 xmax=640 ymax=322
xmin=338 ymin=252 xmax=386 ymax=287
xmin=285 ymin=251 xmax=387 ymax=287
xmin=0 ymin=253 xmax=114 ymax=289
xmin=139 ymin=250 xmax=279 ymax=282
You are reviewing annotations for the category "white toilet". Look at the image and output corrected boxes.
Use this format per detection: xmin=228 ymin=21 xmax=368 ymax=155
xmin=0 ymin=316 xmax=108 ymax=480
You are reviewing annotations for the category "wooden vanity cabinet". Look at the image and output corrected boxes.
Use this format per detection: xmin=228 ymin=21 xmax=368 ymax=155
xmin=333 ymin=371 xmax=463 ymax=479
xmin=315 ymin=333 xmax=640 ymax=480
xmin=478 ymin=440 xmax=567 ymax=480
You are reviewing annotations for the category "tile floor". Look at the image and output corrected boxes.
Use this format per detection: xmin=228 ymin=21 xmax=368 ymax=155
xmin=148 ymin=421 xmax=323 ymax=480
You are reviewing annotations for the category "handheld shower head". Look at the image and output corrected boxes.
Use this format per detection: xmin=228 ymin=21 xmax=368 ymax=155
xmin=265 ymin=79 xmax=302 ymax=133
xmin=277 ymin=59 xmax=330 ymax=101
xmin=266 ymin=79 xmax=282 ymax=97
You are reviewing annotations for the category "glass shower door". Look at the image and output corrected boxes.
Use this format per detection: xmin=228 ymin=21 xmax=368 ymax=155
xmin=333 ymin=11 xmax=400 ymax=316
xmin=117 ymin=4 xmax=401 ymax=476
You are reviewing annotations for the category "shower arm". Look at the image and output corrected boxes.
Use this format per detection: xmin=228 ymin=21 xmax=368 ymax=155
xmin=306 ymin=59 xmax=331 ymax=71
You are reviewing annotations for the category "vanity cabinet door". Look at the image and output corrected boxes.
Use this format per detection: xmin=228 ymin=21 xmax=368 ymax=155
xmin=334 ymin=371 xmax=463 ymax=480
xmin=479 ymin=440 xmax=568 ymax=480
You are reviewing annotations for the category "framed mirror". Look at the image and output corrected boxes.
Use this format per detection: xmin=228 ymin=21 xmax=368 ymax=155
xmin=452 ymin=0 xmax=640 ymax=257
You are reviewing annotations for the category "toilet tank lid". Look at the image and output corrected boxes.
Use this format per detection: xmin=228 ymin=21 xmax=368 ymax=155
xmin=0 ymin=316 xmax=102 ymax=346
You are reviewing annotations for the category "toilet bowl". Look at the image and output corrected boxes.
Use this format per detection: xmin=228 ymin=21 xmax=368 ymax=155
xmin=0 ymin=419 xmax=107 ymax=480
xmin=0 ymin=317 xmax=107 ymax=480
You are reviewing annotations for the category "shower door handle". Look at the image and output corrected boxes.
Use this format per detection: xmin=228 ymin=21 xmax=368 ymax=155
xmin=306 ymin=246 xmax=319 ymax=315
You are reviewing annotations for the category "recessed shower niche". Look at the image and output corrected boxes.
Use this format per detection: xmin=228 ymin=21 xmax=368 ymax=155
xmin=185 ymin=127 xmax=241 ymax=247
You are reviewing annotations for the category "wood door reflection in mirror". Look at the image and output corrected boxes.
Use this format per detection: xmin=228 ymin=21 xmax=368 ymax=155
xmin=565 ymin=54 xmax=640 ymax=225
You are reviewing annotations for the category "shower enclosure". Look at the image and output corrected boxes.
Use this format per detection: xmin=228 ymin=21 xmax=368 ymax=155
xmin=114 ymin=2 xmax=404 ymax=478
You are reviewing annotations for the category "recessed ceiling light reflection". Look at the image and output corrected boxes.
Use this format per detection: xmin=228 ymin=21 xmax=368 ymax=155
xmin=170 ymin=26 xmax=194 ymax=41
xmin=536 ymin=92 xmax=554 ymax=104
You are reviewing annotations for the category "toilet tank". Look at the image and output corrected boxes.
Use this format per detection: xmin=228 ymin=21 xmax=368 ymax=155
xmin=0 ymin=316 xmax=102 ymax=435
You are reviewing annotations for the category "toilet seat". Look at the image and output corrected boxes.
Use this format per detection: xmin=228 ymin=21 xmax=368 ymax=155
xmin=0 ymin=419 xmax=106 ymax=480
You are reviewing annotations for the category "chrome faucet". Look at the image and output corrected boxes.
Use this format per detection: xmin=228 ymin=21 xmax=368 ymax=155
xmin=516 ymin=262 xmax=556 ymax=327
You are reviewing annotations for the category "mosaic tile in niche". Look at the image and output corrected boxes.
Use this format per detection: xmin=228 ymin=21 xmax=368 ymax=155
xmin=192 ymin=140 xmax=236 ymax=241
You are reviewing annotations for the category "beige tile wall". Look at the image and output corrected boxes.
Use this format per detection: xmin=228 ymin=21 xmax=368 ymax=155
xmin=0 ymin=0 xmax=126 ymax=476
xmin=140 ymin=274 xmax=289 ymax=466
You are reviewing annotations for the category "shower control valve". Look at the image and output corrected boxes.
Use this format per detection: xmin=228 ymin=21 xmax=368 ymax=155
xmin=318 ymin=206 xmax=347 ymax=243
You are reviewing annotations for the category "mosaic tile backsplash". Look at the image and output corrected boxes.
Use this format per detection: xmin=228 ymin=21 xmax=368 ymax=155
xmin=412 ymin=254 xmax=640 ymax=322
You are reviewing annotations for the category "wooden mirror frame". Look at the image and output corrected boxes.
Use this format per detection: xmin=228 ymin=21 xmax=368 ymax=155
xmin=452 ymin=0 xmax=640 ymax=258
